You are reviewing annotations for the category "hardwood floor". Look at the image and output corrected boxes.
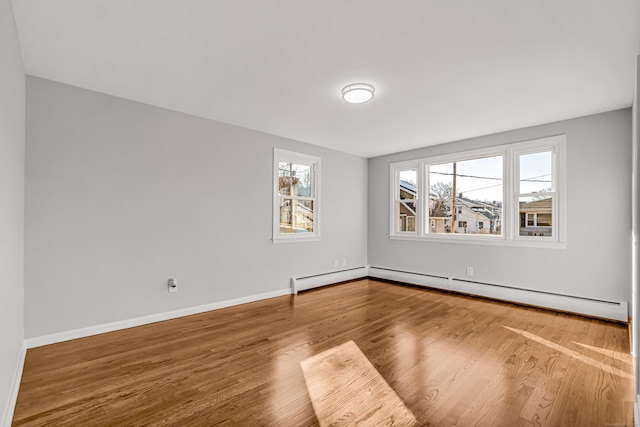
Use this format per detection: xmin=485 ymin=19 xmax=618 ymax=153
xmin=301 ymin=340 xmax=418 ymax=426
xmin=12 ymin=279 xmax=634 ymax=426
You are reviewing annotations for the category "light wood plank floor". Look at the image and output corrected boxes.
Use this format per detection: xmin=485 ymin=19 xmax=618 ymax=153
xmin=12 ymin=279 xmax=634 ymax=426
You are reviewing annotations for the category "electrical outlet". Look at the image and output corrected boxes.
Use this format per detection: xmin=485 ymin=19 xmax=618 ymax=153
xmin=343 ymin=258 xmax=347 ymax=266
xmin=168 ymin=278 xmax=178 ymax=293
xmin=334 ymin=259 xmax=339 ymax=268
xmin=466 ymin=266 xmax=474 ymax=277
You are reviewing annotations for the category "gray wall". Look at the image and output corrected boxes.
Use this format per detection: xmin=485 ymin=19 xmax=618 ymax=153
xmin=25 ymin=77 xmax=368 ymax=338
xmin=0 ymin=0 xmax=25 ymax=423
xmin=369 ymin=109 xmax=632 ymax=306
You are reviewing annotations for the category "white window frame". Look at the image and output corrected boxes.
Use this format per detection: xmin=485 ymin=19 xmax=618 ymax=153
xmin=390 ymin=160 xmax=421 ymax=235
xmin=273 ymin=148 xmax=321 ymax=243
xmin=512 ymin=142 xmax=563 ymax=243
xmin=525 ymin=213 xmax=535 ymax=227
xmin=389 ymin=135 xmax=567 ymax=248
xmin=524 ymin=213 xmax=551 ymax=228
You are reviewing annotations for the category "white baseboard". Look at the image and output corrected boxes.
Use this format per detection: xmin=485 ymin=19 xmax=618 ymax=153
xmin=291 ymin=266 xmax=369 ymax=293
xmin=368 ymin=266 xmax=449 ymax=290
xmin=368 ymin=266 xmax=628 ymax=322
xmin=3 ymin=344 xmax=26 ymax=427
xmin=25 ymin=288 xmax=291 ymax=349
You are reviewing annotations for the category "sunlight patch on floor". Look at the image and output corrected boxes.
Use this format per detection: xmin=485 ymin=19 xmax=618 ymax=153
xmin=503 ymin=326 xmax=633 ymax=379
xmin=300 ymin=340 xmax=418 ymax=426
xmin=572 ymin=341 xmax=632 ymax=365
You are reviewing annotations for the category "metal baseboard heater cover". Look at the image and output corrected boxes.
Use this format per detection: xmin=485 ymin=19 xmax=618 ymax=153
xmin=368 ymin=266 xmax=628 ymax=322
xmin=291 ymin=267 xmax=368 ymax=293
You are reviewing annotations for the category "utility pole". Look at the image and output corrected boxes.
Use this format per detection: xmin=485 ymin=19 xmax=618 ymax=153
xmin=451 ymin=162 xmax=457 ymax=234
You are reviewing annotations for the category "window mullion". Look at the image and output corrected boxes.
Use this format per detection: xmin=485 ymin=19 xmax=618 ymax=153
xmin=505 ymin=147 xmax=515 ymax=241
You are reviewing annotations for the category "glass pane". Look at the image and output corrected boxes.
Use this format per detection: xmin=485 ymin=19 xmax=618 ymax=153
xmin=398 ymin=201 xmax=416 ymax=232
xmin=537 ymin=213 xmax=552 ymax=226
xmin=428 ymin=156 xmax=503 ymax=235
xmin=519 ymin=151 xmax=552 ymax=194
xmin=456 ymin=156 xmax=503 ymax=203
xmin=278 ymin=162 xmax=292 ymax=196
xmin=399 ymin=169 xmax=417 ymax=200
xmin=428 ymin=162 xmax=453 ymax=231
xmin=519 ymin=195 xmax=553 ymax=237
xmin=278 ymin=162 xmax=312 ymax=197
xmin=279 ymin=199 xmax=314 ymax=233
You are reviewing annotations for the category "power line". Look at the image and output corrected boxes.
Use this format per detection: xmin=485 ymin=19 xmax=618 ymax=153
xmin=461 ymin=174 xmax=552 ymax=194
xmin=518 ymin=173 xmax=552 ymax=183
xmin=429 ymin=171 xmax=551 ymax=183
xmin=430 ymin=171 xmax=500 ymax=180
xmin=458 ymin=182 xmax=503 ymax=194
xmin=429 ymin=173 xmax=552 ymax=198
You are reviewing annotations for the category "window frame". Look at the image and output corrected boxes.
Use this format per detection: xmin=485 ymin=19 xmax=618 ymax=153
xmin=273 ymin=148 xmax=321 ymax=243
xmin=389 ymin=135 xmax=567 ymax=248
xmin=390 ymin=160 xmax=421 ymax=236
xmin=512 ymin=144 xmax=560 ymax=242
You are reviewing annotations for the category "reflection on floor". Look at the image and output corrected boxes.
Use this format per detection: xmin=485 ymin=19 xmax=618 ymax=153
xmin=502 ymin=326 xmax=633 ymax=380
xmin=301 ymin=340 xmax=418 ymax=427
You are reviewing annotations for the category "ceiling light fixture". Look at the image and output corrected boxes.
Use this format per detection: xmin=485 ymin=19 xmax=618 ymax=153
xmin=341 ymin=83 xmax=375 ymax=104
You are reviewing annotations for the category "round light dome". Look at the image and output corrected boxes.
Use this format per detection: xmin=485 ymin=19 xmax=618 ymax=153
xmin=341 ymin=83 xmax=375 ymax=104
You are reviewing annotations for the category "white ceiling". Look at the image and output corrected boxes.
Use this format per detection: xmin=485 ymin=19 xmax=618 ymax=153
xmin=12 ymin=1 xmax=640 ymax=158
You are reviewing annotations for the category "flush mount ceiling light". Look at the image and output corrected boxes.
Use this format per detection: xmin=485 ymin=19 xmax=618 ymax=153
xmin=341 ymin=83 xmax=375 ymax=104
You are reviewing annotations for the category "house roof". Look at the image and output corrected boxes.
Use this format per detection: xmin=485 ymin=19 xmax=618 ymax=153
xmin=519 ymin=198 xmax=552 ymax=211
xmin=11 ymin=1 xmax=640 ymax=158
xmin=400 ymin=180 xmax=417 ymax=195
xmin=479 ymin=211 xmax=499 ymax=221
xmin=458 ymin=196 xmax=501 ymax=209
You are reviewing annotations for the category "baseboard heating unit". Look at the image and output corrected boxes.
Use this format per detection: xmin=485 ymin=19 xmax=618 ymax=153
xmin=291 ymin=266 xmax=368 ymax=294
xmin=368 ymin=266 xmax=628 ymax=322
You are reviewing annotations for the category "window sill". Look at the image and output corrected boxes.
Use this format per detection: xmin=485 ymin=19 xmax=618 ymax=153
xmin=272 ymin=236 xmax=321 ymax=244
xmin=389 ymin=234 xmax=567 ymax=249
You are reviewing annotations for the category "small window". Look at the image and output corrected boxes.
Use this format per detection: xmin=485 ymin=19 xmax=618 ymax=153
xmin=392 ymin=165 xmax=418 ymax=234
xmin=516 ymin=149 xmax=555 ymax=239
xmin=273 ymin=149 xmax=320 ymax=242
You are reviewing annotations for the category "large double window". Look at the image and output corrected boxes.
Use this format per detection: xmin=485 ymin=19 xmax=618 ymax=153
xmin=273 ymin=149 xmax=320 ymax=243
xmin=390 ymin=135 xmax=566 ymax=247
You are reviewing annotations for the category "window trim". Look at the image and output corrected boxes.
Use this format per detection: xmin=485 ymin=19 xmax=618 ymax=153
xmin=389 ymin=135 xmax=567 ymax=248
xmin=273 ymin=148 xmax=321 ymax=243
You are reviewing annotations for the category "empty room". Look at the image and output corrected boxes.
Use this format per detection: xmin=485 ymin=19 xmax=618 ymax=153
xmin=2 ymin=1 xmax=640 ymax=426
